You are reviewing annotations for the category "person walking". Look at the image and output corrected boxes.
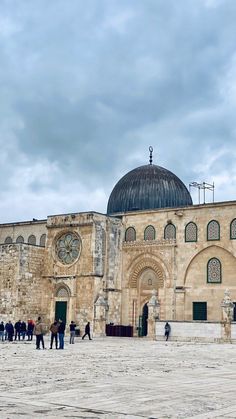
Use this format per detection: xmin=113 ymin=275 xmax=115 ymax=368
xmin=82 ymin=322 xmax=92 ymax=340
xmin=34 ymin=317 xmax=45 ymax=349
xmin=50 ymin=321 xmax=59 ymax=349
xmin=58 ymin=319 xmax=66 ymax=349
xmin=69 ymin=321 xmax=76 ymax=344
xmin=164 ymin=322 xmax=171 ymax=341
xmin=0 ymin=321 xmax=4 ymax=341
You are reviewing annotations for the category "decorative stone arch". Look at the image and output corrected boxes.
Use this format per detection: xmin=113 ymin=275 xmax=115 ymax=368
xmin=129 ymin=255 xmax=168 ymax=289
xmin=183 ymin=244 xmax=235 ymax=285
xmin=4 ymin=237 xmax=13 ymax=244
xmin=55 ymin=283 xmax=71 ymax=298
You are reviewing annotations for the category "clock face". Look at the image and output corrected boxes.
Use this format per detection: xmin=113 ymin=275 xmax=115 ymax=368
xmin=56 ymin=232 xmax=81 ymax=264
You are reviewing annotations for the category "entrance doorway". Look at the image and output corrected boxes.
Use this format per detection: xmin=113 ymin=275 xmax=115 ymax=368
xmin=138 ymin=303 xmax=148 ymax=337
xmin=55 ymin=301 xmax=67 ymax=323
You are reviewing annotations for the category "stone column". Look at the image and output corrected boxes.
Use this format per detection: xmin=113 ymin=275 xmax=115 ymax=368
xmin=93 ymin=290 xmax=108 ymax=337
xmin=147 ymin=289 xmax=160 ymax=339
xmin=221 ymin=289 xmax=235 ymax=342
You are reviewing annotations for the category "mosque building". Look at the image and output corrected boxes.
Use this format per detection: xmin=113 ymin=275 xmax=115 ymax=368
xmin=0 ymin=148 xmax=236 ymax=337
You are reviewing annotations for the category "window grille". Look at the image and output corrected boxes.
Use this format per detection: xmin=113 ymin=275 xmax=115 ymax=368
xmin=164 ymin=223 xmax=176 ymax=239
xmin=185 ymin=222 xmax=197 ymax=242
xmin=125 ymin=227 xmax=136 ymax=242
xmin=207 ymin=220 xmax=220 ymax=240
xmin=230 ymin=219 xmax=236 ymax=239
xmin=207 ymin=258 xmax=221 ymax=283
xmin=144 ymin=225 xmax=155 ymax=240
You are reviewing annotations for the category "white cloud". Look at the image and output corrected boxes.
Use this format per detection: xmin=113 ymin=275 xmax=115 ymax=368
xmin=0 ymin=1 xmax=236 ymax=222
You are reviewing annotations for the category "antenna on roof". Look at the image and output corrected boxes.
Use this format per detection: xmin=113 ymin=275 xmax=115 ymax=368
xmin=149 ymin=146 xmax=153 ymax=165
xmin=189 ymin=181 xmax=215 ymax=204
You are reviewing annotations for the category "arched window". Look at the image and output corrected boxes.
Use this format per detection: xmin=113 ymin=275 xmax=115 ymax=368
xmin=40 ymin=234 xmax=46 ymax=247
xmin=144 ymin=225 xmax=156 ymax=241
xmin=185 ymin=222 xmax=197 ymax=242
xmin=16 ymin=236 xmax=24 ymax=244
xmin=4 ymin=237 xmax=12 ymax=244
xmin=56 ymin=286 xmax=70 ymax=298
xmin=125 ymin=227 xmax=136 ymax=242
xmin=207 ymin=220 xmax=220 ymax=241
xmin=230 ymin=219 xmax=236 ymax=239
xmin=164 ymin=223 xmax=176 ymax=239
xmin=28 ymin=235 xmax=36 ymax=245
xmin=207 ymin=258 xmax=221 ymax=283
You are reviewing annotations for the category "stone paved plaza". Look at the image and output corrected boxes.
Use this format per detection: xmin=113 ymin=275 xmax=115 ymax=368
xmin=0 ymin=336 xmax=236 ymax=418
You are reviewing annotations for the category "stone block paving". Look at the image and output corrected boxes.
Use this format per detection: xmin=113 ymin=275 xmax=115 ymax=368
xmin=0 ymin=337 xmax=236 ymax=418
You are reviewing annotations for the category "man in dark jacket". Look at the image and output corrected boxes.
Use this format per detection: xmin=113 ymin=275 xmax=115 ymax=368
xmin=0 ymin=321 xmax=4 ymax=341
xmin=164 ymin=322 xmax=171 ymax=341
xmin=20 ymin=321 xmax=27 ymax=340
xmin=50 ymin=321 xmax=59 ymax=349
xmin=58 ymin=319 xmax=66 ymax=349
xmin=14 ymin=320 xmax=21 ymax=340
xmin=6 ymin=321 xmax=14 ymax=341
xmin=27 ymin=320 xmax=34 ymax=341
xmin=69 ymin=321 xmax=76 ymax=344
xmin=82 ymin=322 xmax=92 ymax=340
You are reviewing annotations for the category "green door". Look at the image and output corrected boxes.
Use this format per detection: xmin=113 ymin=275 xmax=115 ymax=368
xmin=55 ymin=301 xmax=67 ymax=323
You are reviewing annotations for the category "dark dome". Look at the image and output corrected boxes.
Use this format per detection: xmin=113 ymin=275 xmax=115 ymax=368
xmin=107 ymin=164 xmax=192 ymax=215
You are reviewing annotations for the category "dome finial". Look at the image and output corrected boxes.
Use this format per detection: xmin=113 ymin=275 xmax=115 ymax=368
xmin=149 ymin=146 xmax=153 ymax=165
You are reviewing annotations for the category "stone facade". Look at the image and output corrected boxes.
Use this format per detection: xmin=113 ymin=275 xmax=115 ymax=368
xmin=1 ymin=200 xmax=236 ymax=335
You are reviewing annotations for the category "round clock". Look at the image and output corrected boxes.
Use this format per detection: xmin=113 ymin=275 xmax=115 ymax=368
xmin=56 ymin=232 xmax=81 ymax=264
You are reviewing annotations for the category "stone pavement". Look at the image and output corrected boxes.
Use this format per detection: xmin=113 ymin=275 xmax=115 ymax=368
xmin=0 ymin=336 xmax=236 ymax=418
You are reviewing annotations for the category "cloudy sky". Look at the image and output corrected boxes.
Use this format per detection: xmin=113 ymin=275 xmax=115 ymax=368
xmin=1 ymin=0 xmax=236 ymax=223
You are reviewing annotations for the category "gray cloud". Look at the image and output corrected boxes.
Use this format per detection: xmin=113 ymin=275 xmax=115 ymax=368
xmin=1 ymin=0 xmax=236 ymax=222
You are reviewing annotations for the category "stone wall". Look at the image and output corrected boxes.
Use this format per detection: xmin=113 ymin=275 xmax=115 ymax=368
xmin=122 ymin=200 xmax=236 ymax=324
xmin=0 ymin=220 xmax=47 ymax=246
xmin=155 ymin=320 xmax=222 ymax=342
xmin=0 ymin=243 xmax=47 ymax=323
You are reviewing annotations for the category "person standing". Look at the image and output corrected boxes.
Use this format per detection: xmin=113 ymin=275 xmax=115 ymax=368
xmin=50 ymin=320 xmax=59 ymax=349
xmin=6 ymin=321 xmax=14 ymax=341
xmin=27 ymin=320 xmax=34 ymax=341
xmin=58 ymin=319 xmax=66 ymax=349
xmin=14 ymin=320 xmax=21 ymax=340
xmin=164 ymin=322 xmax=171 ymax=341
xmin=69 ymin=321 xmax=76 ymax=344
xmin=0 ymin=321 xmax=4 ymax=341
xmin=82 ymin=322 xmax=92 ymax=340
xmin=20 ymin=320 xmax=27 ymax=340
xmin=34 ymin=317 xmax=45 ymax=349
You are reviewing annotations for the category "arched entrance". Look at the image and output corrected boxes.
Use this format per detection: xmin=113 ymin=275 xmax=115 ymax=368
xmin=138 ymin=303 xmax=148 ymax=337
xmin=55 ymin=285 xmax=70 ymax=323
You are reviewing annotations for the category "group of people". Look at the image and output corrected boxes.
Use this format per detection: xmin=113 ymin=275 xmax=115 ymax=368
xmin=0 ymin=319 xmax=35 ymax=342
xmin=35 ymin=318 xmax=92 ymax=350
xmin=0 ymin=318 xmax=92 ymax=349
